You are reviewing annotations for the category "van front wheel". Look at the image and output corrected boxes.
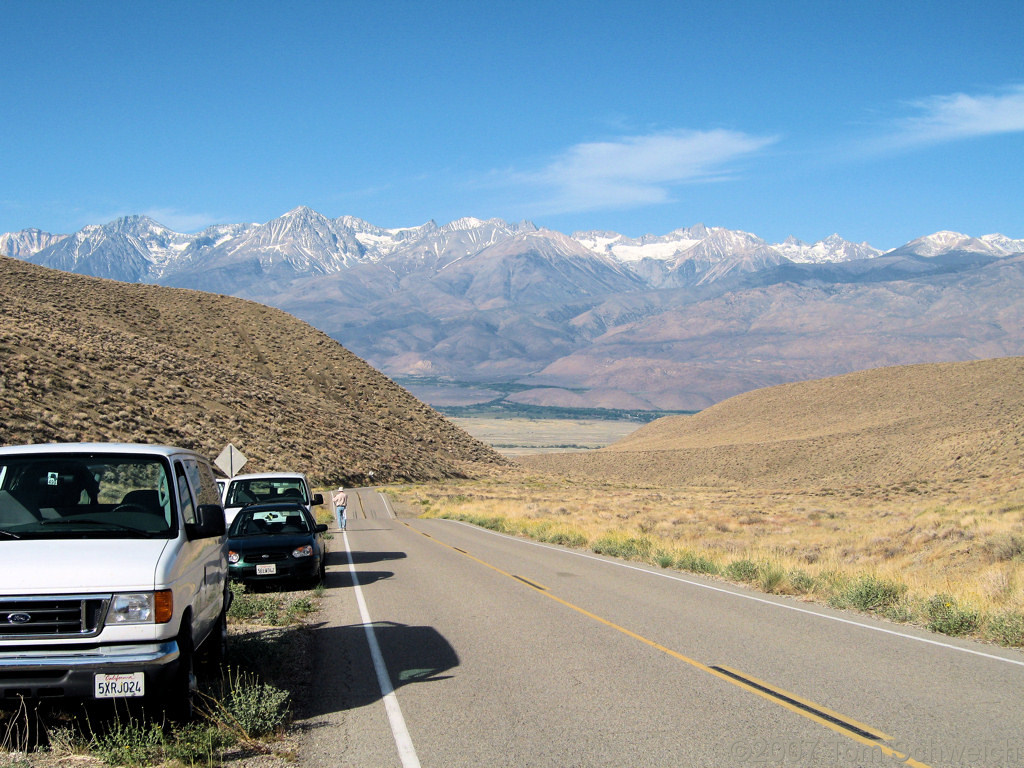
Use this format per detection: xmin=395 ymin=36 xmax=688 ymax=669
xmin=163 ymin=625 xmax=196 ymax=723
xmin=202 ymin=608 xmax=228 ymax=668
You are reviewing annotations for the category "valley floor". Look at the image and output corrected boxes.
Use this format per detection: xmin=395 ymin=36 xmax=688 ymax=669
xmin=449 ymin=416 xmax=641 ymax=456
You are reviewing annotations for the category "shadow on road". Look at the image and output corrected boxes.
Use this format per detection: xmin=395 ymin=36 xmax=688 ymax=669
xmin=328 ymin=569 xmax=394 ymax=588
xmin=300 ymin=621 xmax=460 ymax=717
xmin=324 ymin=549 xmax=407 ymax=567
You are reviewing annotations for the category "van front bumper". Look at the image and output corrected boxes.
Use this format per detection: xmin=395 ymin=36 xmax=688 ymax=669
xmin=0 ymin=641 xmax=180 ymax=700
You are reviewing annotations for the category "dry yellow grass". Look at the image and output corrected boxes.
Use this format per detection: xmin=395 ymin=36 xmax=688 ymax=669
xmin=390 ymin=358 xmax=1024 ymax=646
xmin=391 ymin=474 xmax=1024 ymax=613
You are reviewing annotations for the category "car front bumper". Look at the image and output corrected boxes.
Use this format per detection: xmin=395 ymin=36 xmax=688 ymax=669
xmin=228 ymin=557 xmax=320 ymax=583
xmin=0 ymin=640 xmax=180 ymax=700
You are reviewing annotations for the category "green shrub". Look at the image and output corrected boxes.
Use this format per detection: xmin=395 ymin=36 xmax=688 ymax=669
xmin=284 ymin=596 xmax=316 ymax=623
xmin=655 ymin=551 xmax=675 ymax=568
xmin=45 ymin=725 xmax=88 ymax=757
xmin=724 ymin=559 xmax=758 ymax=582
xmin=228 ymin=587 xmax=282 ymax=624
xmin=456 ymin=513 xmax=506 ymax=532
xmin=210 ymin=669 xmax=290 ymax=738
xmin=925 ymin=594 xmax=979 ymax=636
xmin=787 ymin=570 xmax=816 ymax=594
xmin=541 ymin=528 xmax=588 ymax=548
xmin=985 ymin=611 xmax=1024 ymax=647
xmin=161 ymin=722 xmax=235 ymax=765
xmin=833 ymin=575 xmax=906 ymax=613
xmin=90 ymin=715 xmax=164 ymax=766
xmin=228 ymin=585 xmax=319 ymax=627
xmin=757 ymin=563 xmax=787 ymax=593
xmin=675 ymin=551 xmax=720 ymax=575
xmin=590 ymin=534 xmax=653 ymax=561
xmin=881 ymin=602 xmax=916 ymax=623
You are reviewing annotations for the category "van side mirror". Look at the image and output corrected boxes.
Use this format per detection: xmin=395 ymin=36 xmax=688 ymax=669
xmin=187 ymin=504 xmax=227 ymax=539
xmin=311 ymin=493 xmax=324 ymax=506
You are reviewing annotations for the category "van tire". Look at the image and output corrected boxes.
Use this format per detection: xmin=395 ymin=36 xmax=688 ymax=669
xmin=201 ymin=608 xmax=228 ymax=668
xmin=163 ymin=625 xmax=196 ymax=723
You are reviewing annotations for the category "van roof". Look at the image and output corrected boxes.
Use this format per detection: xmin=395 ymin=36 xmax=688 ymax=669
xmin=0 ymin=443 xmax=200 ymax=459
xmin=226 ymin=472 xmax=308 ymax=481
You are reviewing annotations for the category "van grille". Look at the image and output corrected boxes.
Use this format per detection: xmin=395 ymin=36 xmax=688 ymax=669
xmin=0 ymin=596 xmax=110 ymax=640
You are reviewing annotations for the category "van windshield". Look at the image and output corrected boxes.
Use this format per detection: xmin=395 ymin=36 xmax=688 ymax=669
xmin=0 ymin=453 xmax=175 ymax=539
xmin=225 ymin=478 xmax=308 ymax=507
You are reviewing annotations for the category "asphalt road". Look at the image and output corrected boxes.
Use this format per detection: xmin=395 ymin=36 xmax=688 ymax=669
xmin=298 ymin=488 xmax=1024 ymax=768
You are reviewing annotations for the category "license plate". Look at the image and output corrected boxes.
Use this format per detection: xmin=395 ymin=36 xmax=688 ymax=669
xmin=95 ymin=672 xmax=145 ymax=698
xmin=256 ymin=563 xmax=277 ymax=575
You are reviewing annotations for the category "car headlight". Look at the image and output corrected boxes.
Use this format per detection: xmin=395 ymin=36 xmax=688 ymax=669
xmin=227 ymin=550 xmax=240 ymax=564
xmin=108 ymin=590 xmax=173 ymax=624
xmin=292 ymin=545 xmax=313 ymax=558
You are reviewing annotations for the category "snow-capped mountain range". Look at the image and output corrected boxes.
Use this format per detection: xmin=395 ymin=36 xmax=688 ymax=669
xmin=4 ymin=207 xmax=1024 ymax=412
xmin=4 ymin=206 xmax=1022 ymax=291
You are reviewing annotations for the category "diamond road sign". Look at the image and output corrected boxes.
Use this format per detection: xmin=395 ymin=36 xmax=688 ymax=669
xmin=215 ymin=444 xmax=247 ymax=477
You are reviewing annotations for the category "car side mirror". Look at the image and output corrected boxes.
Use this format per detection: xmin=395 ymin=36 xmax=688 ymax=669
xmin=187 ymin=504 xmax=227 ymax=539
xmin=311 ymin=493 xmax=324 ymax=506
xmin=314 ymin=523 xmax=328 ymax=534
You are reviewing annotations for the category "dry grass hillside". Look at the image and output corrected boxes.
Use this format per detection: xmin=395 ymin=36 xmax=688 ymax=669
xmin=0 ymin=255 xmax=505 ymax=484
xmin=401 ymin=358 xmax=1024 ymax=647
xmin=519 ymin=357 xmax=1024 ymax=490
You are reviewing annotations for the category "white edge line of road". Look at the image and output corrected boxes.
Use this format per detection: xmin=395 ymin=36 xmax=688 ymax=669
xmin=446 ymin=519 xmax=1024 ymax=669
xmin=343 ymin=530 xmax=422 ymax=768
xmin=378 ymin=491 xmax=395 ymax=518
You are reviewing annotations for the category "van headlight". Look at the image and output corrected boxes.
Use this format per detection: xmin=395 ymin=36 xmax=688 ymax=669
xmin=107 ymin=590 xmax=173 ymax=624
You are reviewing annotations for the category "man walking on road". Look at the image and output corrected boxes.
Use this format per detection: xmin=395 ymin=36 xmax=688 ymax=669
xmin=331 ymin=486 xmax=348 ymax=531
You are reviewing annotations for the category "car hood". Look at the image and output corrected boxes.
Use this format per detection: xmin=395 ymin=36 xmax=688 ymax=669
xmin=0 ymin=539 xmax=171 ymax=593
xmin=224 ymin=507 xmax=311 ymax=529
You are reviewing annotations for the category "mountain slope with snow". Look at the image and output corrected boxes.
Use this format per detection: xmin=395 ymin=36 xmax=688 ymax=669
xmin=6 ymin=209 xmax=1021 ymax=290
xmin=0 ymin=228 xmax=69 ymax=259
xmin=3 ymin=209 xmax=1023 ymax=411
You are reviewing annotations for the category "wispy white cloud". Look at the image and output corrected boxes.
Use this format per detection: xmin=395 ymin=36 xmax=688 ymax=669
xmin=881 ymin=84 xmax=1024 ymax=149
xmin=499 ymin=129 xmax=778 ymax=215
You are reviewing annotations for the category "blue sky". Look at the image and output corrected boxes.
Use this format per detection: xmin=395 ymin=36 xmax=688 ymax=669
xmin=3 ymin=0 xmax=1022 ymax=250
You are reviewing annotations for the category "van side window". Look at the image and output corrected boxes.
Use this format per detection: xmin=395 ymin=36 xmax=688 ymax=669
xmin=183 ymin=459 xmax=220 ymax=507
xmin=175 ymin=463 xmax=197 ymax=524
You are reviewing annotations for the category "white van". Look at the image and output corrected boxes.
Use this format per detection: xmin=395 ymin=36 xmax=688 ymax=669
xmin=0 ymin=443 xmax=228 ymax=719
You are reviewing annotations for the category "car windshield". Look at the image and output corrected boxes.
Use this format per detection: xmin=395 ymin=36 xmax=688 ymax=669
xmin=224 ymin=478 xmax=307 ymax=507
xmin=229 ymin=507 xmax=311 ymax=537
xmin=0 ymin=453 xmax=174 ymax=539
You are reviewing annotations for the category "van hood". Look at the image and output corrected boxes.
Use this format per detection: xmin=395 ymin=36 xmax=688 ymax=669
xmin=0 ymin=539 xmax=171 ymax=593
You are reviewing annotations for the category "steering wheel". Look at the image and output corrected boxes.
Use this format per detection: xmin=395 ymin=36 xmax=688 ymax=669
xmin=111 ymin=503 xmax=152 ymax=515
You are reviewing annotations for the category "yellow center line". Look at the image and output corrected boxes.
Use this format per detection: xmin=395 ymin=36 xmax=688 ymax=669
xmin=713 ymin=665 xmax=892 ymax=742
xmin=408 ymin=523 xmax=933 ymax=768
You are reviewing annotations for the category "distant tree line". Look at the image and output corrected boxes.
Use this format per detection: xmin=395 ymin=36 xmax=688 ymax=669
xmin=436 ymin=402 xmax=694 ymax=423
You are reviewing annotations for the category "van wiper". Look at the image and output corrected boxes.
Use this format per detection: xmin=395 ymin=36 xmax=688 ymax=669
xmin=0 ymin=528 xmax=20 ymax=539
xmin=39 ymin=518 xmax=157 ymax=538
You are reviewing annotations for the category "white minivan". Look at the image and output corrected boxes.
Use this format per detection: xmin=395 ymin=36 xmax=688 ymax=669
xmin=0 ymin=443 xmax=228 ymax=719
